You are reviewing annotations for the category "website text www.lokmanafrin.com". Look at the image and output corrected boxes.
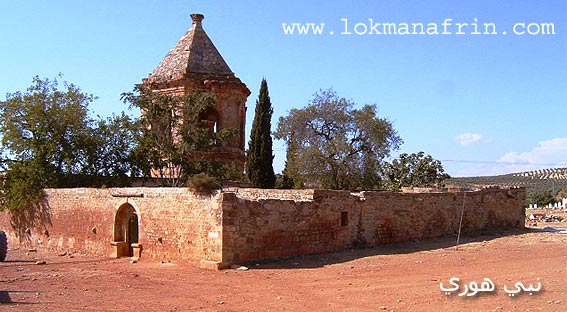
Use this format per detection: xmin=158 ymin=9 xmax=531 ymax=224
xmin=282 ymin=18 xmax=556 ymax=36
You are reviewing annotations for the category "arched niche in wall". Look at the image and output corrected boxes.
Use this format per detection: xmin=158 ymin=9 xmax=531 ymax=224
xmin=111 ymin=202 xmax=141 ymax=258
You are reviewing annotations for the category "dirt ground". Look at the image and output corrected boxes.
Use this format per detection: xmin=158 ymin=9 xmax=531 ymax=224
xmin=1 ymin=211 xmax=566 ymax=311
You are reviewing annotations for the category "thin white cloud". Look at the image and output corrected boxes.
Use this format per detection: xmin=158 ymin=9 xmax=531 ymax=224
xmin=497 ymin=137 xmax=567 ymax=169
xmin=455 ymin=133 xmax=484 ymax=146
xmin=452 ymin=137 xmax=567 ymax=177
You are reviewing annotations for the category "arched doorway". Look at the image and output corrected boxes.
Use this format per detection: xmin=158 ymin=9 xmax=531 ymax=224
xmin=111 ymin=203 xmax=141 ymax=258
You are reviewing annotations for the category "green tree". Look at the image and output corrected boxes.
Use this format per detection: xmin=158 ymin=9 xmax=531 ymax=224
xmin=383 ymin=151 xmax=450 ymax=191
xmin=0 ymin=75 xmax=144 ymax=238
xmin=122 ymin=86 xmax=237 ymax=186
xmin=275 ymin=89 xmax=402 ymax=190
xmin=0 ymin=75 xmax=98 ymax=208
xmin=122 ymin=86 xmax=180 ymax=184
xmin=83 ymin=112 xmax=143 ymax=179
xmin=0 ymin=76 xmax=81 ymax=218
xmin=0 ymin=159 xmax=47 ymax=212
xmin=0 ymin=75 xmax=144 ymax=212
xmin=0 ymin=75 xmax=95 ymax=186
xmin=246 ymin=78 xmax=276 ymax=188
xmin=277 ymin=133 xmax=302 ymax=189
xmin=528 ymin=189 xmax=557 ymax=207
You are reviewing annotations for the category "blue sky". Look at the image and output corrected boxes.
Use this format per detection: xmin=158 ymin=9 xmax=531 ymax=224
xmin=1 ymin=1 xmax=566 ymax=177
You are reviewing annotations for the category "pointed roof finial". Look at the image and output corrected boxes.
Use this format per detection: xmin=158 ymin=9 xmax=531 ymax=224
xmin=146 ymin=12 xmax=234 ymax=83
xmin=191 ymin=13 xmax=204 ymax=27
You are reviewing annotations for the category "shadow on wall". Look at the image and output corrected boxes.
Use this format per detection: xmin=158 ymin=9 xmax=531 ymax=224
xmin=248 ymin=228 xmax=529 ymax=270
xmin=8 ymin=192 xmax=52 ymax=244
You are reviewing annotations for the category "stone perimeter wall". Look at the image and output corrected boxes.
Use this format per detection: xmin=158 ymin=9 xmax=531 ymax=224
xmin=0 ymin=187 xmax=525 ymax=268
xmin=0 ymin=188 xmax=224 ymax=266
xmin=221 ymin=187 xmax=525 ymax=264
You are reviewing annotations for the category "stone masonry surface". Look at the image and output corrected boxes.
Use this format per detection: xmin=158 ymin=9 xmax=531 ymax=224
xmin=0 ymin=188 xmax=224 ymax=266
xmin=221 ymin=188 xmax=525 ymax=264
xmin=0 ymin=187 xmax=525 ymax=269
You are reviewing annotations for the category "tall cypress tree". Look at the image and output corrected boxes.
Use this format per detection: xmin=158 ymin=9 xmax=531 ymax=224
xmin=246 ymin=78 xmax=276 ymax=188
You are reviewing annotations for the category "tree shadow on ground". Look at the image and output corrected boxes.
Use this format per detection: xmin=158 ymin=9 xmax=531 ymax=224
xmin=0 ymin=259 xmax=37 ymax=264
xmin=0 ymin=256 xmax=119 ymax=268
xmin=247 ymin=228 xmax=537 ymax=270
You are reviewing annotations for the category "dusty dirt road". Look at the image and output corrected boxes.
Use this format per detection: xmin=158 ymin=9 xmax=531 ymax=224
xmin=1 ymin=227 xmax=566 ymax=311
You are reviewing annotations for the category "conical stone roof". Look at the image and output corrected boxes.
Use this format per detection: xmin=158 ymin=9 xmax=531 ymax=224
xmin=146 ymin=14 xmax=233 ymax=84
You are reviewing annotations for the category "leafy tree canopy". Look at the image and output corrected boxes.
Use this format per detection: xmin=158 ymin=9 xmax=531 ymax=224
xmin=0 ymin=75 xmax=139 ymax=215
xmin=527 ymin=189 xmax=557 ymax=207
xmin=275 ymin=89 xmax=402 ymax=190
xmin=383 ymin=151 xmax=450 ymax=191
xmin=121 ymin=85 xmax=237 ymax=186
xmin=0 ymin=75 xmax=94 ymax=181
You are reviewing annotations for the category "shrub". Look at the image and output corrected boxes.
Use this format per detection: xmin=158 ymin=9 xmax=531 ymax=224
xmin=188 ymin=173 xmax=221 ymax=194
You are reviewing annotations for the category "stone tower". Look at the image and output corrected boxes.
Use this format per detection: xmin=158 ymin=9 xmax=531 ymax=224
xmin=142 ymin=13 xmax=250 ymax=172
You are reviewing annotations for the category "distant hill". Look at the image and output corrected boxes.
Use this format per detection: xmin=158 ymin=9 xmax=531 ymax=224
xmin=447 ymin=167 xmax=567 ymax=198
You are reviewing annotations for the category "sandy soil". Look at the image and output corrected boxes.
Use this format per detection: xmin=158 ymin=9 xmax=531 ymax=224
xmin=1 ymin=217 xmax=566 ymax=311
